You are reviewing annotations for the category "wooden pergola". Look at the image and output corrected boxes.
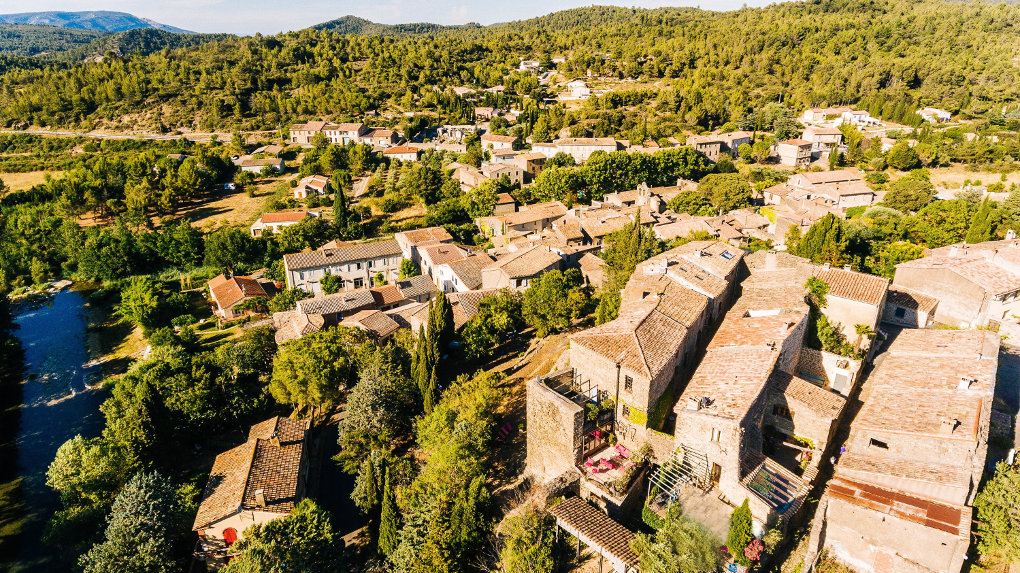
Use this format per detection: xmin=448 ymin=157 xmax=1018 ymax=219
xmin=549 ymin=497 xmax=640 ymax=573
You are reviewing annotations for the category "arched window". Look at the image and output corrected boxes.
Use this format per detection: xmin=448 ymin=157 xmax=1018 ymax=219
xmin=222 ymin=527 xmax=238 ymax=546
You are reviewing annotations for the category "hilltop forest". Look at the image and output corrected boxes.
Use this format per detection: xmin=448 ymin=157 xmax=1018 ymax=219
xmin=0 ymin=0 xmax=1018 ymax=133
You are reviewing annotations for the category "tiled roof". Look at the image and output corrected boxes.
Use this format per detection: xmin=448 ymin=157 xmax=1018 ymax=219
xmin=621 ymin=274 xmax=710 ymax=328
xmin=447 ymin=289 xmax=502 ymax=328
xmin=395 ymin=226 xmax=453 ymax=245
xmin=578 ymin=253 xmax=608 ymax=286
xmin=481 ymin=133 xmax=518 ymax=143
xmin=384 ymin=146 xmax=419 ymax=155
xmin=239 ymin=157 xmax=283 ymax=167
xmin=795 ymin=169 xmax=864 ymax=185
xmin=395 ymin=274 xmax=437 ymax=299
xmin=296 ymin=289 xmax=376 ymax=315
xmin=259 ymin=211 xmax=310 ymax=224
xmin=193 ymin=417 xmax=309 ymax=530
xmin=548 ymin=498 xmax=639 ymax=567
xmin=298 ymin=175 xmax=328 ymax=189
xmin=780 ymin=139 xmax=812 ymax=146
xmin=827 ymin=477 xmax=969 ymax=537
xmin=487 ymin=246 xmax=561 ymax=279
xmin=495 ymin=201 xmax=568 ymax=226
xmin=853 ymin=329 xmax=997 ymax=440
xmin=210 ymin=275 xmax=269 ymax=310
xmin=420 ymin=243 xmax=468 ymax=266
xmin=886 ymin=285 xmax=938 ymax=313
xmin=837 ymin=453 xmax=972 ymax=489
xmin=343 ymin=309 xmax=400 ymax=339
xmin=445 ymin=253 xmax=496 ymax=290
xmin=284 ymin=239 xmax=402 ymax=270
xmin=554 ymin=137 xmax=618 ymax=147
xmin=496 ymin=192 xmax=516 ymax=204
xmin=770 ymin=371 xmax=846 ymax=418
xmin=813 ymin=267 xmax=888 ymax=306
xmin=709 ymin=313 xmax=808 ymax=350
xmin=370 ymin=284 xmax=405 ymax=306
xmin=678 ymin=347 xmax=781 ymax=420
xmin=898 ymin=253 xmax=1020 ymax=295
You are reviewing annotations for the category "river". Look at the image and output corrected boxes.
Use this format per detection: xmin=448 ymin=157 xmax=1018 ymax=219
xmin=9 ymin=290 xmax=107 ymax=572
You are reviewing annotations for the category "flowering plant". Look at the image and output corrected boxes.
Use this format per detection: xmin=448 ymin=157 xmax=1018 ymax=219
xmin=744 ymin=539 xmax=764 ymax=562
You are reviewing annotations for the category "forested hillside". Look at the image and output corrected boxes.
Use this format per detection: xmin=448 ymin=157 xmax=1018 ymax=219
xmin=0 ymin=24 xmax=102 ymax=56
xmin=0 ymin=0 xmax=1017 ymax=133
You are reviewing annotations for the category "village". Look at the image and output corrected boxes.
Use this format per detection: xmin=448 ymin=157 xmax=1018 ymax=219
xmin=181 ymin=68 xmax=1018 ymax=573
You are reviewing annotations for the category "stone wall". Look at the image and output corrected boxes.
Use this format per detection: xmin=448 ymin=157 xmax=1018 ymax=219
xmin=525 ymin=377 xmax=585 ymax=483
xmin=893 ymin=266 xmax=987 ymax=327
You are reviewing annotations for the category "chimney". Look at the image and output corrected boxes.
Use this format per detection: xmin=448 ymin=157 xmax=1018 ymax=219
xmin=765 ymin=250 xmax=778 ymax=271
xmin=1007 ymin=229 xmax=1017 ymax=241
xmin=822 ymin=262 xmax=831 ymax=269
xmin=843 ymin=265 xmax=852 ymax=271
xmin=949 ymin=245 xmax=959 ymax=257
xmin=254 ymin=489 xmax=267 ymax=507
xmin=686 ymin=396 xmax=702 ymax=411
xmin=957 ymin=376 xmax=974 ymax=391
xmin=939 ymin=418 xmax=958 ymax=435
xmin=270 ymin=431 xmax=280 ymax=447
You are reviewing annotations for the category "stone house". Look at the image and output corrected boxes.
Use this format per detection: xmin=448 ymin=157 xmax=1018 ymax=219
xmin=837 ymin=110 xmax=881 ymax=127
xmin=511 ymin=152 xmax=547 ymax=182
xmin=288 ymin=121 xmax=368 ymax=145
xmin=480 ymin=133 xmax=518 ymax=151
xmin=687 ymin=136 xmax=724 ymax=162
xmin=437 ymin=253 xmax=495 ymax=292
xmin=283 ymin=239 xmax=403 ymax=293
xmin=193 ymin=417 xmax=311 ymax=562
xmin=418 ymin=243 xmax=469 ymax=281
xmin=294 ymin=175 xmax=329 ymax=200
xmin=548 ymin=138 xmax=619 ymax=163
xmin=806 ymin=329 xmax=999 ymax=573
xmin=893 ymin=240 xmax=1020 ymax=328
xmin=802 ymin=126 xmax=843 ymax=155
xmin=238 ymin=157 xmax=285 ymax=174
xmin=208 ymin=274 xmax=270 ymax=320
xmin=476 ymin=201 xmax=568 ymax=237
xmin=811 ymin=265 xmax=889 ymax=353
xmin=799 ymin=107 xmax=852 ymax=124
xmin=250 ymin=211 xmax=317 ymax=238
xmin=776 ymin=139 xmax=813 ymax=167
xmin=480 ymin=245 xmax=562 ymax=290
xmin=493 ymin=192 xmax=516 ymax=215
xmin=383 ymin=146 xmax=420 ymax=162
xmin=883 ymin=285 xmax=939 ymax=328
xmin=482 ymin=162 xmax=524 ymax=187
xmin=394 ymin=226 xmax=454 ymax=268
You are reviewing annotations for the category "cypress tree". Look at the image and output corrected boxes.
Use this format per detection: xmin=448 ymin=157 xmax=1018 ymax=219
xmin=726 ymin=498 xmax=754 ymax=567
xmin=378 ymin=468 xmax=399 ymax=556
xmin=965 ymin=196 xmax=994 ymax=244
xmin=333 ymin=184 xmax=349 ymax=226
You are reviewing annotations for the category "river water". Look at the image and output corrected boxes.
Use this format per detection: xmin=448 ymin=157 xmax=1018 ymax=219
xmin=10 ymin=290 xmax=107 ymax=572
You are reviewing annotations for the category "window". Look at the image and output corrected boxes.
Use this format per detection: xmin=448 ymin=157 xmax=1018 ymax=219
xmin=869 ymin=438 xmax=889 ymax=449
xmin=368 ymin=259 xmax=374 ymax=268
xmin=622 ymin=404 xmax=631 ymax=419
xmin=772 ymin=405 xmax=792 ymax=420
xmin=894 ymin=307 xmax=906 ymax=318
xmin=354 ymin=278 xmax=364 ymax=289
xmin=355 ymin=262 xmax=362 ymax=270
xmin=624 ymin=376 xmax=633 ymax=391
xmin=710 ymin=428 xmax=721 ymax=442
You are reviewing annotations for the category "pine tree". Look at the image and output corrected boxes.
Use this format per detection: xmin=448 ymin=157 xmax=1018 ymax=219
xmin=378 ymin=468 xmax=400 ymax=556
xmin=333 ymin=183 xmax=349 ymax=226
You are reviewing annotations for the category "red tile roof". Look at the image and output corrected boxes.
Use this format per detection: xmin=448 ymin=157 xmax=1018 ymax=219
xmin=259 ymin=211 xmax=310 ymax=224
xmin=210 ymin=274 xmax=269 ymax=310
xmin=813 ymin=267 xmax=889 ymax=306
xmin=827 ymin=477 xmax=968 ymax=537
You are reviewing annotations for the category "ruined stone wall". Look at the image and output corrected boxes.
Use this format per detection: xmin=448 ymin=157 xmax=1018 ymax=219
xmin=526 ymin=377 xmax=585 ymax=483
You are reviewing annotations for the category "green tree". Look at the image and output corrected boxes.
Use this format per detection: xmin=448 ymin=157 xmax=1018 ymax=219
xmin=222 ymin=499 xmax=344 ymax=573
xmin=632 ymin=514 xmax=723 ymax=573
xmin=116 ymin=276 xmax=160 ymax=332
xmin=973 ymin=462 xmax=1020 ymax=566
xmin=267 ymin=288 xmax=310 ymax=312
xmin=531 ymin=166 xmax=584 ymax=204
xmin=399 ymin=259 xmax=419 ymax=279
xmin=499 ymin=506 xmax=554 ymax=573
xmin=905 ymin=199 xmax=975 ymax=247
xmin=47 ymin=435 xmax=134 ymax=511
xmin=726 ymin=499 xmax=754 ymax=567
xmin=378 ymin=467 xmax=400 ymax=556
xmin=79 ymin=472 xmax=186 ymax=573
xmin=522 ymin=268 xmax=587 ymax=337
xmin=204 ymin=227 xmax=263 ymax=274
xmin=882 ymin=175 xmax=935 ymax=213
xmin=887 ymin=142 xmax=920 ymax=170
xmin=698 ymin=173 xmax=750 ymax=213
xmin=751 ymin=140 xmax=771 ymax=163
xmin=270 ymin=327 xmax=366 ymax=410
xmin=795 ymin=214 xmax=849 ymax=266
xmin=738 ymin=143 xmax=753 ymax=162
xmin=964 ymin=196 xmax=995 ymax=244
xmin=320 ymin=272 xmax=343 ymax=295
xmin=666 ymin=190 xmax=715 ymax=216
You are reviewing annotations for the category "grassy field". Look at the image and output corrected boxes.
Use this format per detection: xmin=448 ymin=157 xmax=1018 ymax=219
xmin=182 ymin=174 xmax=296 ymax=230
xmin=0 ymin=171 xmax=62 ymax=193
xmin=925 ymin=164 xmax=1019 ymax=188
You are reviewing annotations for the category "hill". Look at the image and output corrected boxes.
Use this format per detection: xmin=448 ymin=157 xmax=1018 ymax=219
xmin=0 ymin=0 xmax=1017 ymax=133
xmin=313 ymin=15 xmax=482 ymax=36
xmin=0 ymin=23 xmax=103 ymax=57
xmin=0 ymin=11 xmax=190 ymax=33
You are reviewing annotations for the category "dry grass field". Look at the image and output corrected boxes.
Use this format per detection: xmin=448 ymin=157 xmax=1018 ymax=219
xmin=0 ymin=171 xmax=62 ymax=192
xmin=182 ymin=174 xmax=296 ymax=230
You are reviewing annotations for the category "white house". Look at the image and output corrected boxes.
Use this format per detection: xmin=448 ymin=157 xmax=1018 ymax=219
xmin=917 ymin=107 xmax=952 ymax=123
xmin=838 ymin=110 xmax=882 ymax=127
xmin=383 ymin=146 xmax=420 ymax=162
xmin=250 ymin=211 xmax=318 ymax=237
xmin=294 ymin=175 xmax=329 ymax=200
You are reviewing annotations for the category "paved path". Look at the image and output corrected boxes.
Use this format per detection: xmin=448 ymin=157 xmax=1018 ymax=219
xmin=352 ymin=177 xmax=370 ymax=199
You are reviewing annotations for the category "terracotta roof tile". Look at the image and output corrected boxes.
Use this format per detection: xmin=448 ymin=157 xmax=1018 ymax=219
xmin=284 ymin=239 xmax=402 ymax=270
xmin=395 ymin=226 xmax=453 ymax=245
xmin=827 ymin=477 xmax=968 ymax=537
xmin=259 ymin=211 xmax=310 ymax=224
xmin=548 ymin=498 xmax=639 ymax=567
xmin=210 ymin=274 xmax=269 ymax=310
xmin=886 ymin=285 xmax=939 ymax=314
xmin=813 ymin=267 xmax=889 ymax=306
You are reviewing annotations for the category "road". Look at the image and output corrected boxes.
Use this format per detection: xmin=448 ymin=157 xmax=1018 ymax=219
xmin=0 ymin=129 xmax=234 ymax=142
xmin=352 ymin=177 xmax=371 ymax=199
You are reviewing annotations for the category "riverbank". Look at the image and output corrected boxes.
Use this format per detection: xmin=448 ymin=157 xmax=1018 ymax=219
xmin=79 ymin=288 xmax=146 ymax=380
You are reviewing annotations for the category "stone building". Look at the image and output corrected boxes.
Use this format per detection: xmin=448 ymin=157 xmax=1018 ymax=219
xmin=283 ymin=239 xmax=403 ymax=293
xmin=806 ymin=329 xmax=1000 ymax=573
xmin=893 ymin=239 xmax=1020 ymax=328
